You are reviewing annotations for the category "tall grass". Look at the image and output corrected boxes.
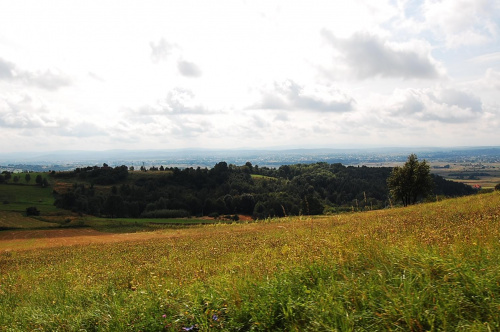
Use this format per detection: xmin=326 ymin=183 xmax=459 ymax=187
xmin=1 ymin=192 xmax=499 ymax=331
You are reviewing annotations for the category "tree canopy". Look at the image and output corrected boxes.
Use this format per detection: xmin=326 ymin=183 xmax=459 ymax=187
xmin=51 ymin=160 xmax=475 ymax=219
xmin=387 ymin=154 xmax=433 ymax=206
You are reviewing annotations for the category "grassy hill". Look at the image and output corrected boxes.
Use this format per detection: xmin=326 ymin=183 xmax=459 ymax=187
xmin=1 ymin=192 xmax=499 ymax=331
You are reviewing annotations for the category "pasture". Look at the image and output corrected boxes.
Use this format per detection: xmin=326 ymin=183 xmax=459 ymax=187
xmin=0 ymin=180 xmax=232 ymax=232
xmin=0 ymin=183 xmax=57 ymax=213
xmin=1 ymin=192 xmax=499 ymax=331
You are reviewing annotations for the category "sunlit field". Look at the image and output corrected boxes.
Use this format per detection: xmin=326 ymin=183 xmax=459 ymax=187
xmin=1 ymin=192 xmax=500 ymax=331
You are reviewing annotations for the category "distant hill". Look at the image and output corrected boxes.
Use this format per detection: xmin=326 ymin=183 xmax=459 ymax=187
xmin=1 ymin=146 xmax=499 ymax=171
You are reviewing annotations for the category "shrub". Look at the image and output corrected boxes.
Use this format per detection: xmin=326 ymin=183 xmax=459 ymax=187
xmin=26 ymin=206 xmax=40 ymax=216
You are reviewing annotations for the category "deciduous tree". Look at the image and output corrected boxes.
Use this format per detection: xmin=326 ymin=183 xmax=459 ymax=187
xmin=387 ymin=154 xmax=433 ymax=206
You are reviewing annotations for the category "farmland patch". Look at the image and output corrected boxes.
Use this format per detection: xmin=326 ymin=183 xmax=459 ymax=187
xmin=0 ymin=228 xmax=179 ymax=251
xmin=0 ymin=211 xmax=59 ymax=229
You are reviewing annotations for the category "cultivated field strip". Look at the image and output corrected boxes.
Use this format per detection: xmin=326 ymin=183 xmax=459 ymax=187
xmin=0 ymin=228 xmax=181 ymax=251
xmin=0 ymin=211 xmax=59 ymax=229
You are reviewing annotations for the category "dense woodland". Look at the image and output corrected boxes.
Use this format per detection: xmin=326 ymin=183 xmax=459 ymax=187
xmin=52 ymin=162 xmax=476 ymax=219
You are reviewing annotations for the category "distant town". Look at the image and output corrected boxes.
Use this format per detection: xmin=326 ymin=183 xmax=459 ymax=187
xmin=1 ymin=146 xmax=499 ymax=173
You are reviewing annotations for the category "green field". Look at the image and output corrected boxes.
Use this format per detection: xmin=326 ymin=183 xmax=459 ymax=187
xmin=250 ymin=174 xmax=278 ymax=181
xmin=0 ymin=183 xmax=58 ymax=213
xmin=0 ymin=182 xmax=231 ymax=231
xmin=1 ymin=192 xmax=499 ymax=331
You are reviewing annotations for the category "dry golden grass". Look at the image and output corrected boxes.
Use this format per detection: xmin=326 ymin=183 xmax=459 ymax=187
xmin=1 ymin=192 xmax=499 ymax=331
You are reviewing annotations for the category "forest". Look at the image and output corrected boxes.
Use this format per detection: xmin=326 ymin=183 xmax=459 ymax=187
xmin=52 ymin=162 xmax=476 ymax=219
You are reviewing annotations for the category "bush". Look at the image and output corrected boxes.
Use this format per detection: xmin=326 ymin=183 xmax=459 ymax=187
xmin=495 ymin=183 xmax=500 ymax=191
xmin=26 ymin=206 xmax=40 ymax=216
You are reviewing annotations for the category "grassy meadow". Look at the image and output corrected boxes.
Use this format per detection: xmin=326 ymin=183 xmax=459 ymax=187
xmin=0 ymin=179 xmax=231 ymax=232
xmin=0 ymin=182 xmax=57 ymax=214
xmin=1 ymin=192 xmax=499 ymax=331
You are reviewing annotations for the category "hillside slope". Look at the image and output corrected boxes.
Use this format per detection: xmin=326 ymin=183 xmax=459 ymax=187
xmin=1 ymin=192 xmax=499 ymax=331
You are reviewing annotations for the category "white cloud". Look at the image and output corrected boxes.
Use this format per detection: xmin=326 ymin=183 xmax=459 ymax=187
xmin=150 ymin=38 xmax=176 ymax=64
xmin=468 ymin=52 xmax=500 ymax=64
xmin=0 ymin=58 xmax=16 ymax=79
xmin=0 ymin=57 xmax=71 ymax=90
xmin=422 ymin=0 xmax=499 ymax=48
xmin=321 ymin=31 xmax=443 ymax=79
xmin=0 ymin=1 xmax=498 ymax=151
xmin=386 ymin=87 xmax=483 ymax=123
xmin=251 ymin=80 xmax=354 ymax=112
xmin=125 ymin=88 xmax=212 ymax=118
xmin=0 ymin=94 xmax=54 ymax=128
xmin=177 ymin=60 xmax=202 ymax=78
xmin=53 ymin=122 xmax=107 ymax=138
xmin=0 ymin=93 xmax=105 ymax=139
xmin=476 ymin=69 xmax=500 ymax=91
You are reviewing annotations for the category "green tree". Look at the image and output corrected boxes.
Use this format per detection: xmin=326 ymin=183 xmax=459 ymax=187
xmin=103 ymin=195 xmax=125 ymax=218
xmin=387 ymin=154 xmax=433 ymax=207
xmin=2 ymin=171 xmax=11 ymax=182
xmin=26 ymin=206 xmax=40 ymax=216
xmin=25 ymin=173 xmax=31 ymax=183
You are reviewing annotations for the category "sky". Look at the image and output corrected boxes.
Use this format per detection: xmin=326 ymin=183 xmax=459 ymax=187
xmin=0 ymin=0 xmax=499 ymax=153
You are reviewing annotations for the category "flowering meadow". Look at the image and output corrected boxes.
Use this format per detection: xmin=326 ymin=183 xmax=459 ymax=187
xmin=1 ymin=192 xmax=500 ymax=331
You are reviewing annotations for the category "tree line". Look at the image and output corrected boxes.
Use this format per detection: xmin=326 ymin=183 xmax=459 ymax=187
xmin=52 ymin=159 xmax=476 ymax=219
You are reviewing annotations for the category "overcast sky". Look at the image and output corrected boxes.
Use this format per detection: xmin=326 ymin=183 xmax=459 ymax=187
xmin=1 ymin=0 xmax=499 ymax=153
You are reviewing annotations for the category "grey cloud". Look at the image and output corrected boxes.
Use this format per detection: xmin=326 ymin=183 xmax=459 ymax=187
xmin=119 ymin=88 xmax=218 ymax=140
xmin=0 ymin=57 xmax=71 ymax=90
xmin=55 ymin=122 xmax=107 ymax=137
xmin=25 ymin=70 xmax=72 ymax=91
xmin=0 ymin=111 xmax=47 ymax=128
xmin=434 ymin=89 xmax=482 ymax=113
xmin=0 ymin=95 xmax=105 ymax=138
xmin=0 ymin=58 xmax=16 ymax=79
xmin=164 ymin=88 xmax=208 ymax=114
xmin=251 ymin=115 xmax=269 ymax=129
xmin=150 ymin=38 xmax=175 ymax=63
xmin=252 ymin=80 xmax=354 ymax=112
xmin=0 ymin=96 xmax=50 ymax=128
xmin=389 ymin=87 xmax=483 ymax=123
xmin=274 ymin=112 xmax=289 ymax=122
xmin=125 ymin=88 xmax=211 ymax=119
xmin=177 ymin=60 xmax=202 ymax=77
xmin=171 ymin=120 xmax=209 ymax=137
xmin=321 ymin=30 xmax=441 ymax=79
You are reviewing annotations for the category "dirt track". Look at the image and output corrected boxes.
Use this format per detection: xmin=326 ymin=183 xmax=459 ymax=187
xmin=0 ymin=228 xmax=175 ymax=251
